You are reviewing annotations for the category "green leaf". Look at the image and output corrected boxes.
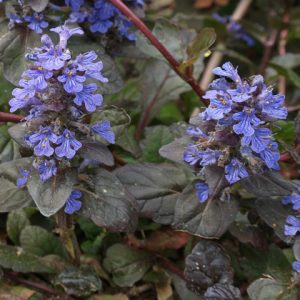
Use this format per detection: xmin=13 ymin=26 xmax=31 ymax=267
xmin=269 ymin=62 xmax=300 ymax=88
xmin=92 ymin=106 xmax=131 ymax=141
xmin=80 ymin=169 xmax=139 ymax=232
xmin=6 ymin=210 xmax=30 ymax=245
xmin=0 ymin=159 xmax=33 ymax=212
xmin=180 ymin=27 xmax=216 ymax=71
xmin=20 ymin=225 xmax=66 ymax=258
xmin=184 ymin=240 xmax=233 ymax=295
xmin=255 ymin=198 xmax=293 ymax=243
xmin=173 ymin=184 xmax=238 ymax=238
xmin=0 ymin=125 xmax=14 ymax=163
xmin=103 ymin=244 xmax=152 ymax=287
xmin=27 ymin=169 xmax=77 ymax=217
xmin=0 ymin=244 xmax=56 ymax=273
xmin=141 ymin=125 xmax=174 ymax=163
xmin=114 ymin=163 xmax=194 ymax=225
xmin=57 ymin=268 xmax=102 ymax=297
xmin=78 ymin=140 xmax=114 ymax=166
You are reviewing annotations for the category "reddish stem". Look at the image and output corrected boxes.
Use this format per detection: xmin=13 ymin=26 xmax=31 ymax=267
xmin=0 ymin=112 xmax=23 ymax=123
xmin=108 ymin=0 xmax=207 ymax=105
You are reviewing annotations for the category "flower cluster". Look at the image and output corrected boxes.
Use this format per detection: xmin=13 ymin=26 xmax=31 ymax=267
xmin=282 ymin=186 xmax=300 ymax=273
xmin=183 ymin=62 xmax=287 ymax=202
xmin=213 ymin=13 xmax=254 ymax=46
xmin=10 ymin=25 xmax=115 ymax=214
xmin=67 ymin=0 xmax=145 ymax=41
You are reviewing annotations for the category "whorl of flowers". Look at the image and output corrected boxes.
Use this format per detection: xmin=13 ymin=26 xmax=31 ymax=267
xmin=10 ymin=25 xmax=115 ymax=214
xmin=183 ymin=62 xmax=287 ymax=203
xmin=67 ymin=0 xmax=145 ymax=41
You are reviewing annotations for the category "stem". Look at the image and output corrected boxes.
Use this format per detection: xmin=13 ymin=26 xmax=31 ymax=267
xmin=56 ymin=210 xmax=81 ymax=266
xmin=0 ymin=112 xmax=23 ymax=123
xmin=156 ymin=255 xmax=185 ymax=280
xmin=108 ymin=0 xmax=206 ymax=103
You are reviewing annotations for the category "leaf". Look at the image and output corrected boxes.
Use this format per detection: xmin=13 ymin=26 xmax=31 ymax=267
xmin=269 ymin=62 xmax=300 ymax=89
xmin=136 ymin=18 xmax=194 ymax=61
xmin=8 ymin=123 xmax=29 ymax=148
xmin=57 ymin=268 xmax=102 ymax=297
xmin=295 ymin=112 xmax=300 ymax=144
xmin=184 ymin=240 xmax=233 ymax=295
xmin=78 ymin=140 xmax=114 ymax=166
xmin=19 ymin=225 xmax=66 ymax=258
xmin=114 ymin=163 xmax=194 ymax=225
xmin=26 ymin=0 xmax=49 ymax=12
xmin=179 ymin=27 xmax=216 ymax=71
xmin=293 ymin=236 xmax=300 ymax=260
xmin=141 ymin=125 xmax=174 ymax=163
xmin=103 ymin=244 xmax=152 ymax=287
xmin=159 ymin=136 xmax=190 ymax=165
xmin=138 ymin=59 xmax=192 ymax=125
xmin=92 ymin=106 xmax=131 ymax=141
xmin=80 ymin=169 xmax=139 ymax=232
xmin=89 ymin=294 xmax=129 ymax=300
xmin=127 ymin=228 xmax=190 ymax=252
xmin=204 ymin=284 xmax=242 ymax=300
xmin=255 ymin=198 xmax=294 ymax=243
xmin=241 ymin=171 xmax=293 ymax=197
xmin=0 ymin=27 xmax=40 ymax=85
xmin=247 ymin=278 xmax=285 ymax=300
xmin=27 ymin=169 xmax=77 ymax=217
xmin=6 ymin=210 xmax=30 ymax=245
xmin=173 ymin=184 xmax=238 ymax=238
xmin=0 ymin=244 xmax=56 ymax=273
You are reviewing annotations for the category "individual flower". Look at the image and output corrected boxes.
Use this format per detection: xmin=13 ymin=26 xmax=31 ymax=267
xmin=55 ymin=129 xmax=82 ymax=159
xmin=38 ymin=159 xmax=57 ymax=181
xmin=28 ymin=126 xmax=58 ymax=157
xmin=50 ymin=26 xmax=84 ymax=49
xmin=282 ymin=189 xmax=300 ymax=210
xmin=259 ymin=142 xmax=280 ymax=170
xmin=23 ymin=65 xmax=53 ymax=90
xmin=292 ymin=260 xmax=300 ymax=273
xmin=73 ymin=83 xmax=103 ymax=112
xmin=64 ymin=190 xmax=82 ymax=214
xmin=65 ymin=0 xmax=84 ymax=12
xmin=24 ymin=13 xmax=48 ymax=34
xmin=225 ymin=158 xmax=249 ymax=184
xmin=91 ymin=120 xmax=115 ymax=144
xmin=284 ymin=215 xmax=300 ymax=236
xmin=195 ymin=182 xmax=209 ymax=203
xmin=16 ymin=168 xmax=31 ymax=187
xmin=58 ymin=68 xmax=86 ymax=93
xmin=241 ymin=128 xmax=272 ymax=153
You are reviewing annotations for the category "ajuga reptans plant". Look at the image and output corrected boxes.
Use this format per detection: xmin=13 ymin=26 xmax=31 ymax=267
xmin=10 ymin=25 xmax=115 ymax=214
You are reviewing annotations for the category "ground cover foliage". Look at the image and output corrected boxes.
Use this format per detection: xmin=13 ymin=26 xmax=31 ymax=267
xmin=0 ymin=0 xmax=300 ymax=299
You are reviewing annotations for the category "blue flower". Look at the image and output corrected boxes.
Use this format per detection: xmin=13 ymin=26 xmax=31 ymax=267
xmin=203 ymin=90 xmax=232 ymax=120
xmin=89 ymin=9 xmax=114 ymax=34
xmin=186 ymin=126 xmax=207 ymax=138
xmin=74 ymin=51 xmax=98 ymax=71
xmin=227 ymin=82 xmax=256 ymax=103
xmin=85 ymin=61 xmax=108 ymax=83
xmin=37 ymin=35 xmax=71 ymax=70
xmin=198 ymin=149 xmax=223 ymax=166
xmin=50 ymin=25 xmax=84 ymax=49
xmin=55 ymin=129 xmax=82 ymax=159
xmin=9 ymin=96 xmax=40 ymax=113
xmin=23 ymin=65 xmax=53 ymax=90
xmin=28 ymin=126 xmax=58 ymax=157
xmin=65 ymin=0 xmax=84 ymax=11
xmin=225 ymin=158 xmax=249 ymax=184
xmin=261 ymin=93 xmax=288 ymax=120
xmin=91 ymin=120 xmax=115 ymax=144
xmin=209 ymin=78 xmax=230 ymax=91
xmin=94 ymin=0 xmax=117 ymax=18
xmin=282 ymin=192 xmax=300 ymax=210
xmin=292 ymin=260 xmax=300 ymax=273
xmin=73 ymin=83 xmax=103 ymax=112
xmin=12 ymin=79 xmax=36 ymax=100
xmin=64 ymin=190 xmax=82 ymax=214
xmin=284 ymin=215 xmax=300 ymax=236
xmin=115 ymin=15 xmax=136 ymax=41
xmin=183 ymin=145 xmax=201 ymax=166
xmin=241 ymin=128 xmax=272 ymax=153
xmin=38 ymin=159 xmax=57 ymax=181
xmin=213 ymin=62 xmax=242 ymax=84
xmin=195 ymin=182 xmax=209 ymax=203
xmin=16 ymin=168 xmax=30 ymax=187
xmin=8 ymin=13 xmax=23 ymax=24
xmin=259 ymin=142 xmax=280 ymax=170
xmin=58 ymin=68 xmax=86 ymax=93
xmin=24 ymin=13 xmax=48 ymax=34
xmin=233 ymin=108 xmax=262 ymax=136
